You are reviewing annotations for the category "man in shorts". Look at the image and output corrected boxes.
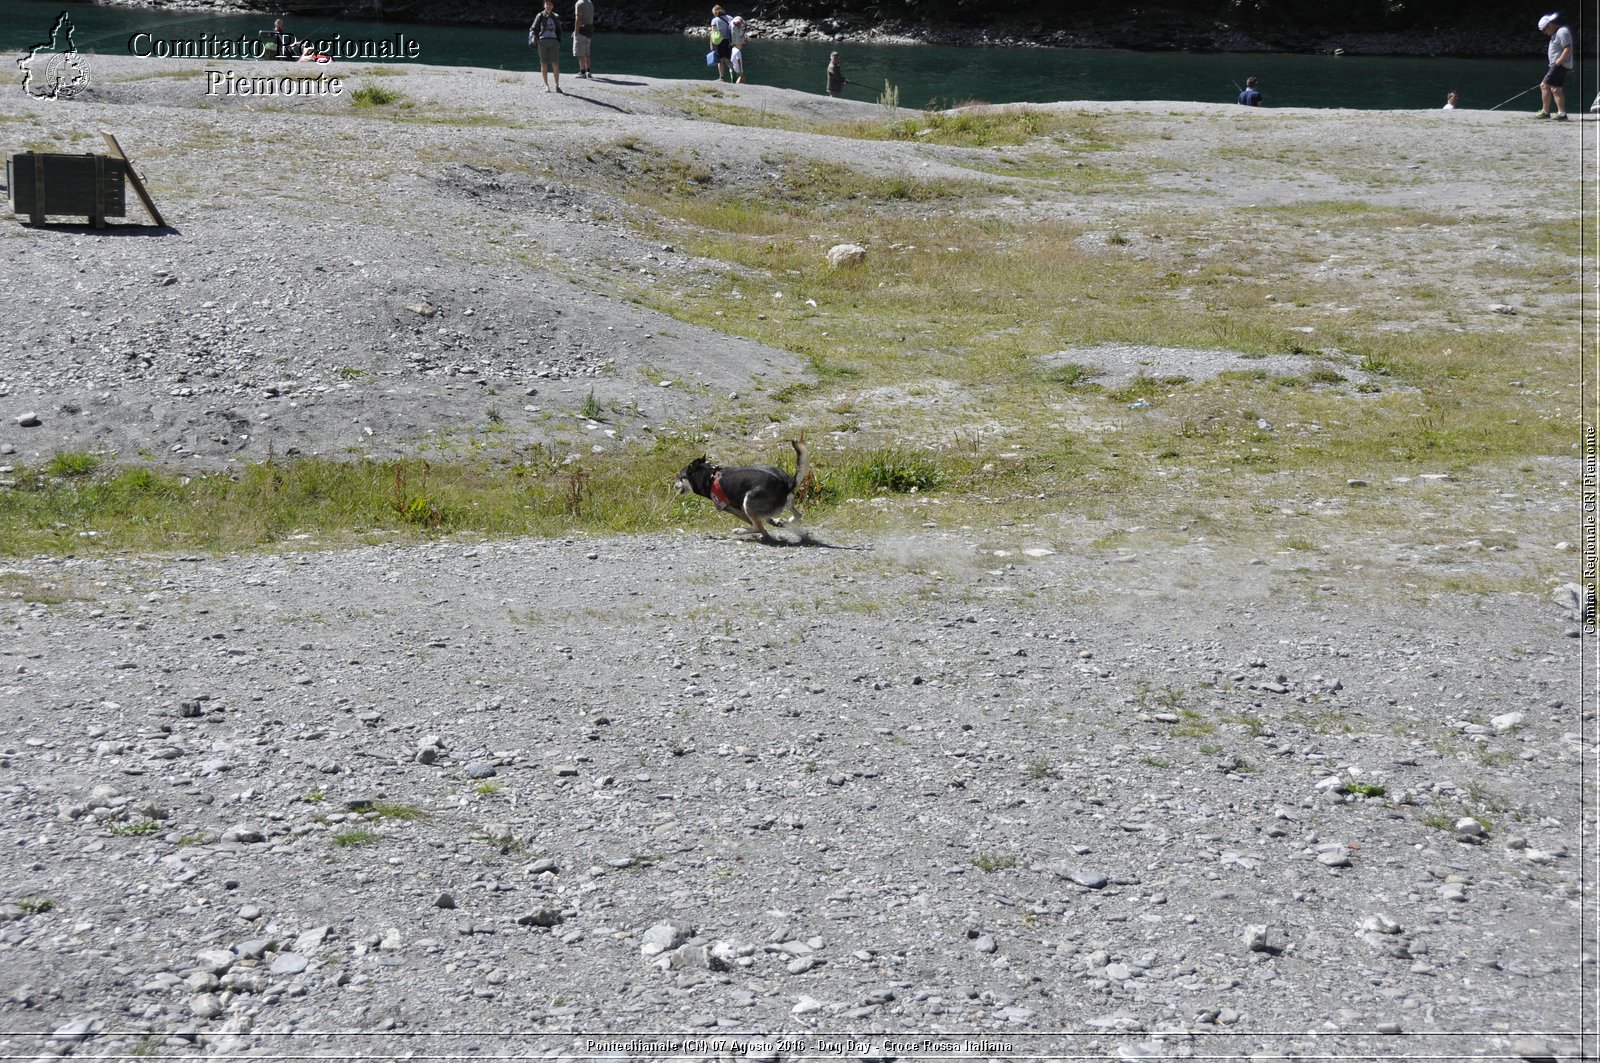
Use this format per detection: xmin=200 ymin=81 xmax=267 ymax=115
xmin=573 ymin=0 xmax=593 ymax=79
xmin=1536 ymin=13 xmax=1573 ymax=120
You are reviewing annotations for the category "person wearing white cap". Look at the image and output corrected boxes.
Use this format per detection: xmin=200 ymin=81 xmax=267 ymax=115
xmin=729 ymin=16 xmax=746 ymax=83
xmin=1535 ymin=13 xmax=1573 ymax=121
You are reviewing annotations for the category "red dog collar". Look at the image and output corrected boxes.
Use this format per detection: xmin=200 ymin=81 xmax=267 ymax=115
xmin=710 ymin=471 xmax=731 ymax=508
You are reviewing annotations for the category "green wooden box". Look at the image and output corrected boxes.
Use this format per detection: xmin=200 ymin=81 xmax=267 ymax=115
xmin=7 ymin=152 xmax=127 ymax=227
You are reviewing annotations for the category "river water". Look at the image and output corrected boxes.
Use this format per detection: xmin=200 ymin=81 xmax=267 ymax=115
xmin=4 ymin=0 xmax=1590 ymax=113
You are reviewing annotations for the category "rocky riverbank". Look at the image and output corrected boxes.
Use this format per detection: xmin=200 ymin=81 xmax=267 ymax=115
xmin=85 ymin=0 xmax=1558 ymax=57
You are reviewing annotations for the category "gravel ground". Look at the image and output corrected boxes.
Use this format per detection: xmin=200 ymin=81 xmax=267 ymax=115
xmin=0 ymin=57 xmax=1593 ymax=1061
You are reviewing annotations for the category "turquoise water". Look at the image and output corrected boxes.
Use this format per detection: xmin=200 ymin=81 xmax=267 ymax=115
xmin=4 ymin=0 xmax=1589 ymax=112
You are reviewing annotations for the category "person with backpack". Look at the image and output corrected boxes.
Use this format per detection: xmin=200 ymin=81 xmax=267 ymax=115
xmin=709 ymin=6 xmax=734 ymax=83
xmin=529 ymin=0 xmax=563 ymax=93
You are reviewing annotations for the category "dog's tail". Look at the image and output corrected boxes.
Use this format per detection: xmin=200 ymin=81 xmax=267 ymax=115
xmin=789 ymin=438 xmax=811 ymax=493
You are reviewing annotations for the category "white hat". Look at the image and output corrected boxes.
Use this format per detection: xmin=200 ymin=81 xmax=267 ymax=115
xmin=731 ymin=15 xmax=742 ymax=23
xmin=1538 ymin=13 xmax=1558 ymax=30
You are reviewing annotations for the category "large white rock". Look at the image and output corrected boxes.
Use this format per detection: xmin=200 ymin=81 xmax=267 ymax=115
xmin=826 ymin=243 xmax=867 ymax=268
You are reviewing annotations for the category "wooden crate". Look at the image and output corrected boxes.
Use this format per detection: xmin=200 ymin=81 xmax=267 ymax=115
xmin=7 ymin=152 xmax=128 ymax=227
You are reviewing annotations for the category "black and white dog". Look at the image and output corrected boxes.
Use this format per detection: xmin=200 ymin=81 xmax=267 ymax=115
xmin=675 ymin=439 xmax=810 ymax=540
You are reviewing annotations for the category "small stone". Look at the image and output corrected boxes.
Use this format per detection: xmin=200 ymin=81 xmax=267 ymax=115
xmin=516 ymin=907 xmax=563 ymax=928
xmin=1509 ymin=1037 xmax=1557 ymax=1063
xmin=1360 ymin=914 xmax=1402 ymax=935
xmin=269 ymin=953 xmax=309 ymax=975
xmin=1454 ymin=817 xmax=1485 ymax=839
xmin=50 ymin=1019 xmax=94 ymax=1043
xmin=640 ymin=922 xmax=689 ymax=956
xmin=1317 ymin=849 xmax=1352 ymax=868
xmin=1490 ymin=712 xmax=1525 ymax=733
xmin=482 ymin=823 xmax=518 ymax=846
xmin=1105 ymin=962 xmax=1132 ymax=980
xmin=973 ymin=934 xmax=997 ymax=955
xmin=787 ymin=955 xmax=818 ymax=974
xmin=464 ymin=761 xmax=496 ymax=780
xmin=434 ymin=892 xmax=457 ymax=910
xmin=1376 ymin=1020 xmax=1403 ymax=1035
xmin=189 ymin=993 xmax=223 ymax=1019
xmin=792 ymin=995 xmax=823 ymax=1015
xmin=1069 ymin=870 xmax=1109 ymax=889
xmin=16 ymin=412 xmax=41 ymax=428
xmin=195 ymin=949 xmax=235 ymax=973
xmin=291 ymin=926 xmax=328 ymax=953
xmin=1243 ymin=924 xmax=1270 ymax=952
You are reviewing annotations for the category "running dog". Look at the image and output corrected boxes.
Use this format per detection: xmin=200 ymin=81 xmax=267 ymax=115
xmin=675 ymin=439 xmax=810 ymax=540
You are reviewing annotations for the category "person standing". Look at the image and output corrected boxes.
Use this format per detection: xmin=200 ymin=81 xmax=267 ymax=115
xmin=729 ymin=15 xmax=746 ymax=83
xmin=709 ymin=6 xmax=734 ymax=83
xmin=1442 ymin=89 xmax=1459 ymax=109
xmin=1237 ymin=76 xmax=1261 ymax=106
xmin=1536 ymin=13 xmax=1573 ymax=120
xmin=826 ymin=51 xmax=845 ymax=96
xmin=529 ymin=0 xmax=562 ymax=93
xmin=572 ymin=0 xmax=593 ymax=79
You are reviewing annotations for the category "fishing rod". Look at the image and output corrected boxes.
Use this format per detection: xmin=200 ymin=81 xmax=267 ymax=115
xmin=1488 ymin=83 xmax=1543 ymax=111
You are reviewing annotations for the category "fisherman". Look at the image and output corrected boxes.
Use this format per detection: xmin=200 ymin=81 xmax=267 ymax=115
xmin=1535 ymin=12 xmax=1573 ymax=120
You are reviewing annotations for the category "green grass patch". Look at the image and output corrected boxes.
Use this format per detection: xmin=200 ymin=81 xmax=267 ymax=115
xmin=971 ymin=852 xmax=1018 ymax=872
xmin=332 ymin=828 xmax=380 ymax=847
xmin=351 ymin=82 xmax=404 ymax=107
xmin=45 ymin=452 xmax=101 ymax=477
xmin=108 ymin=820 xmax=161 ymax=837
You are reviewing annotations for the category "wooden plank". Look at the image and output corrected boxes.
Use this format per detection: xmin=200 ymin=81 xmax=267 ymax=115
xmin=31 ymin=154 xmax=44 ymax=225
xmin=99 ymin=131 xmax=165 ymax=228
xmin=92 ymin=154 xmax=104 ymax=228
